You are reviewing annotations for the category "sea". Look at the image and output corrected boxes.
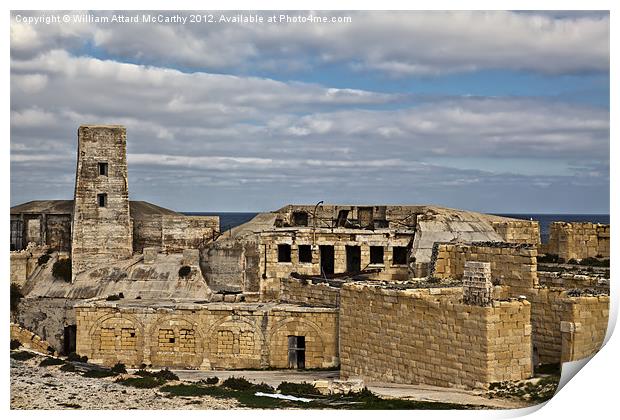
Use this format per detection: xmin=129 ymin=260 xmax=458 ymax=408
xmin=183 ymin=212 xmax=610 ymax=243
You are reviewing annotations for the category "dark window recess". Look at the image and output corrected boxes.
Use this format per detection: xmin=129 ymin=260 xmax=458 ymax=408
xmin=98 ymin=162 xmax=108 ymax=176
xmin=97 ymin=193 xmax=107 ymax=208
xmin=292 ymin=211 xmax=308 ymax=227
xmin=346 ymin=245 xmax=361 ymax=272
xmin=169 ymin=338 xmax=175 ymax=343
xmin=393 ymin=247 xmax=409 ymax=265
xmin=10 ymin=219 xmax=24 ymax=251
xmin=278 ymin=244 xmax=292 ymax=262
xmin=288 ymin=336 xmax=306 ymax=369
xmin=298 ymin=245 xmax=312 ymax=263
xmin=320 ymin=245 xmax=335 ymax=276
xmin=370 ymin=246 xmax=384 ymax=264
xmin=336 ymin=210 xmax=349 ymax=227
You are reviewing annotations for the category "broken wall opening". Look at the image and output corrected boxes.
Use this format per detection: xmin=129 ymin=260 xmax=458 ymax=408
xmin=287 ymin=335 xmax=306 ymax=369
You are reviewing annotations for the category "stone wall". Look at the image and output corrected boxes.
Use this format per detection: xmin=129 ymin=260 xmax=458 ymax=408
xmin=15 ymin=298 xmax=79 ymax=353
xmin=339 ymin=284 xmax=532 ymax=389
xmin=544 ymin=222 xmax=610 ymax=260
xmin=260 ymin=230 xmax=412 ymax=288
xmin=561 ymin=295 xmax=609 ymax=362
xmin=10 ymin=323 xmax=56 ymax=355
xmin=71 ymin=125 xmax=133 ymax=275
xmin=133 ymin=215 xmax=219 ymax=253
xmin=492 ymin=220 xmax=540 ymax=245
xmin=279 ymin=278 xmax=340 ymax=308
xmin=10 ymin=252 xmax=30 ymax=287
xmin=429 ymin=242 xmax=538 ymax=292
xmin=75 ymin=302 xmax=338 ymax=370
xmin=201 ymin=239 xmax=260 ymax=293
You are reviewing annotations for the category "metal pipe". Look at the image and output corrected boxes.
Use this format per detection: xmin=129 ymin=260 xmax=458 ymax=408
xmin=312 ymin=200 xmax=324 ymax=247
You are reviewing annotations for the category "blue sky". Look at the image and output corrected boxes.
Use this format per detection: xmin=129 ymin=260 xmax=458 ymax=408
xmin=10 ymin=10 xmax=610 ymax=213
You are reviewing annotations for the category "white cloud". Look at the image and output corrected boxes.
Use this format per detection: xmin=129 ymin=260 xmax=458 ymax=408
xmin=10 ymin=11 xmax=609 ymax=76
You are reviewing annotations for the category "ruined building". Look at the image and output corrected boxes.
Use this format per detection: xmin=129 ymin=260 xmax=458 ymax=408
xmin=10 ymin=125 xmax=610 ymax=389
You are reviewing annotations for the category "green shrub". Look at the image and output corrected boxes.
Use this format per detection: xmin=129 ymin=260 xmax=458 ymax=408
xmin=60 ymin=363 xmax=76 ymax=372
xmin=567 ymin=258 xmax=578 ymax=265
xmin=155 ymin=368 xmax=179 ymax=381
xmin=178 ymin=265 xmax=192 ymax=278
xmin=40 ymin=357 xmax=65 ymax=367
xmin=222 ymin=376 xmax=255 ymax=391
xmin=83 ymin=369 xmax=116 ymax=378
xmin=10 ymin=339 xmax=21 ymax=350
xmin=537 ymin=254 xmax=560 ymax=264
xmin=52 ymin=259 xmax=72 ymax=282
xmin=67 ymin=352 xmax=88 ymax=363
xmin=277 ymin=381 xmax=322 ymax=396
xmin=106 ymin=294 xmax=121 ymax=301
xmin=11 ymin=351 xmax=36 ymax=361
xmin=116 ymin=376 xmax=164 ymax=388
xmin=37 ymin=254 xmax=52 ymax=265
xmin=111 ymin=362 xmax=127 ymax=374
xmin=10 ymin=283 xmax=23 ymax=312
xmin=580 ymin=257 xmax=610 ymax=267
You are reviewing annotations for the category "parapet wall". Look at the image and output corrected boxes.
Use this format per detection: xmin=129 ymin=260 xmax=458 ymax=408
xmin=76 ymin=302 xmax=338 ymax=370
xmin=339 ymin=284 xmax=532 ymax=389
xmin=279 ymin=278 xmax=340 ymax=307
xmin=429 ymin=242 xmax=538 ymax=292
xmin=544 ymin=222 xmax=610 ymax=260
xmin=492 ymin=220 xmax=540 ymax=245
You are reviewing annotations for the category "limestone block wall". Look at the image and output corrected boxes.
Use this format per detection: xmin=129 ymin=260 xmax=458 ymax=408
xmin=339 ymin=284 xmax=532 ymax=389
xmin=560 ymin=295 xmax=609 ymax=362
xmin=16 ymin=298 xmax=79 ymax=352
xmin=527 ymin=288 xmax=609 ymax=364
xmin=71 ymin=125 xmax=133 ymax=275
xmin=545 ymin=222 xmax=610 ymax=260
xmin=538 ymin=272 xmax=609 ymax=290
xmin=429 ymin=242 xmax=538 ymax=293
xmin=492 ymin=220 xmax=540 ymax=245
xmin=10 ymin=323 xmax=56 ymax=355
xmin=10 ymin=252 xmax=29 ymax=287
xmin=279 ymin=278 xmax=340 ymax=307
xmin=75 ymin=302 xmax=338 ymax=370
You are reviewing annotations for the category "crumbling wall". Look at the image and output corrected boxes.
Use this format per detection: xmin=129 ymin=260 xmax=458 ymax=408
xmin=492 ymin=220 xmax=540 ymax=245
xmin=10 ymin=252 xmax=30 ymax=287
xmin=46 ymin=215 xmax=72 ymax=251
xmin=10 ymin=323 xmax=56 ymax=355
xmin=259 ymin=231 xmax=411 ymax=285
xmin=161 ymin=215 xmax=219 ymax=252
xmin=71 ymin=125 xmax=133 ymax=275
xmin=133 ymin=215 xmax=219 ymax=254
xmin=545 ymin=222 xmax=610 ymax=260
xmin=15 ymin=298 xmax=78 ymax=353
xmin=339 ymin=284 xmax=532 ymax=389
xmin=76 ymin=302 xmax=338 ymax=370
xmin=429 ymin=242 xmax=538 ymax=292
xmin=279 ymin=278 xmax=340 ymax=307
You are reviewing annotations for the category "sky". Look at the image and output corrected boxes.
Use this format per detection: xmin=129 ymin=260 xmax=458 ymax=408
xmin=9 ymin=10 xmax=610 ymax=213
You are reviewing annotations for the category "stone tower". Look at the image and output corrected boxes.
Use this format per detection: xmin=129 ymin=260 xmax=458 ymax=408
xmin=71 ymin=125 xmax=133 ymax=277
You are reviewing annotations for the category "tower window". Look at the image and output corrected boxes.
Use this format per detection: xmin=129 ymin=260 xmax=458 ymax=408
xmin=98 ymin=162 xmax=108 ymax=176
xmin=97 ymin=193 xmax=107 ymax=207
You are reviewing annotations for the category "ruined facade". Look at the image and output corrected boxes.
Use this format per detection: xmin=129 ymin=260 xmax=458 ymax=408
xmin=543 ymin=222 xmax=610 ymax=261
xmin=10 ymin=124 xmax=610 ymax=391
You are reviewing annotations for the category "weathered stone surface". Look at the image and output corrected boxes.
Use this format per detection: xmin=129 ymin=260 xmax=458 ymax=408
xmin=71 ymin=125 xmax=133 ymax=276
